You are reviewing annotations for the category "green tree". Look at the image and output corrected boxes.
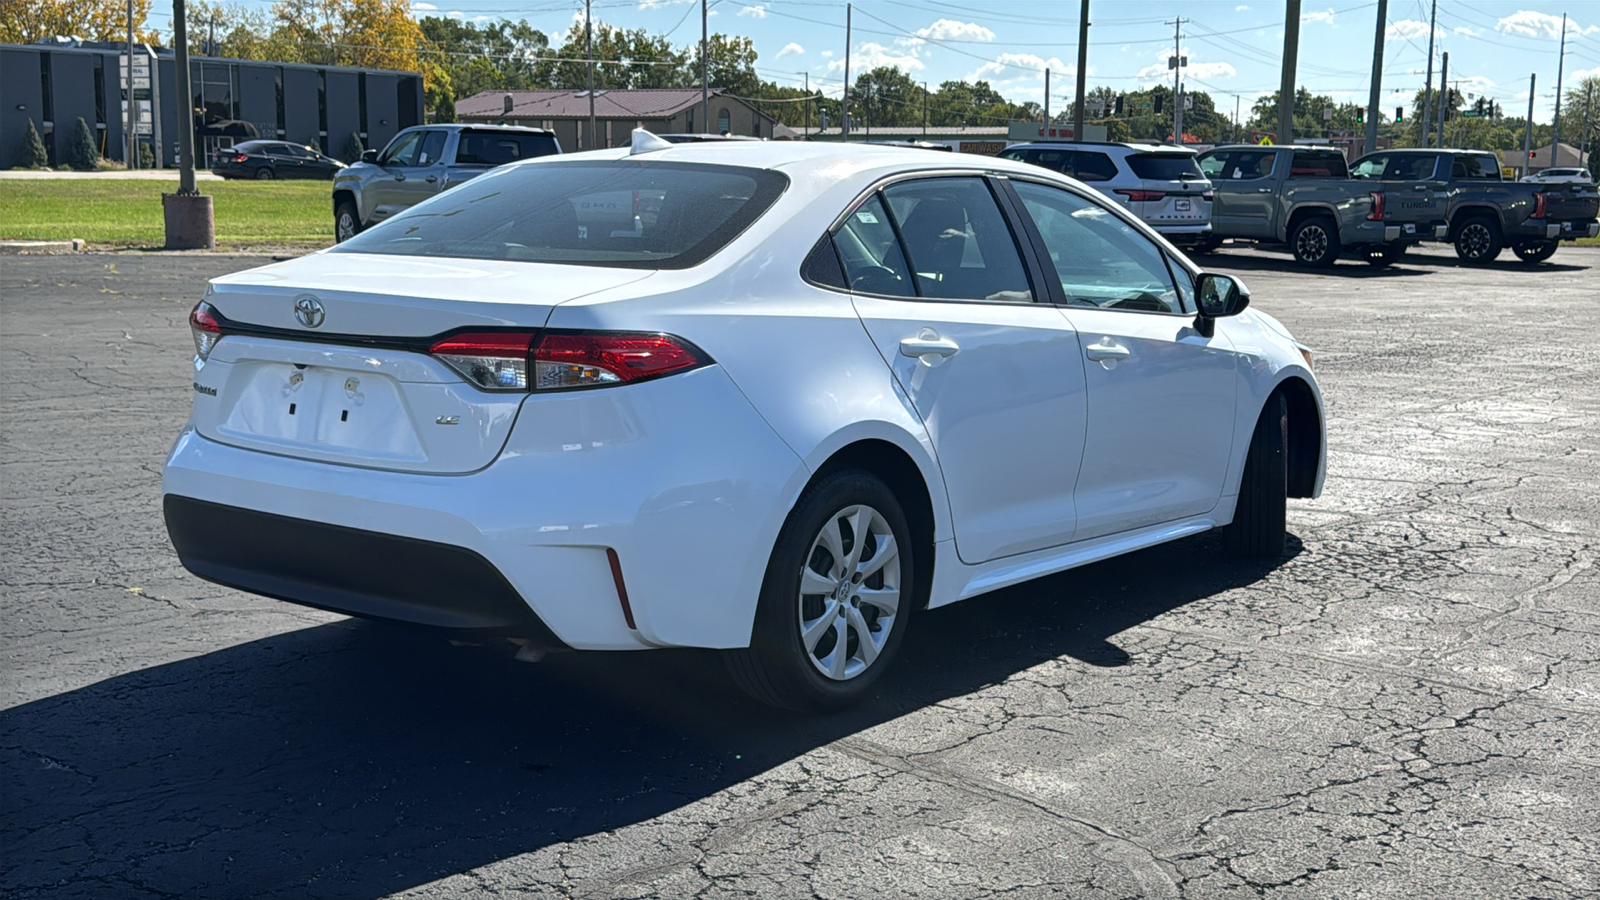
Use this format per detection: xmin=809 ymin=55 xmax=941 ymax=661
xmin=16 ymin=118 xmax=49 ymax=168
xmin=66 ymin=117 xmax=98 ymax=171
xmin=694 ymin=34 xmax=761 ymax=98
xmin=849 ymin=66 xmax=924 ymax=129
xmin=343 ymin=130 xmax=364 ymax=163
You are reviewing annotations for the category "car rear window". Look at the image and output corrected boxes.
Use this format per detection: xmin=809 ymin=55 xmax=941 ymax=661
xmin=1125 ymin=153 xmax=1203 ymax=180
xmin=1288 ymin=150 xmax=1349 ymax=178
xmin=456 ymin=131 xmax=560 ymax=165
xmin=1073 ymin=151 xmax=1118 ymax=182
xmin=332 ymin=160 xmax=789 ymax=269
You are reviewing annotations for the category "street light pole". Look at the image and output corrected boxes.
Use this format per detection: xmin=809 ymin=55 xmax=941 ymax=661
xmin=1074 ymin=0 xmax=1089 ymax=141
xmin=1364 ymin=0 xmax=1386 ymax=156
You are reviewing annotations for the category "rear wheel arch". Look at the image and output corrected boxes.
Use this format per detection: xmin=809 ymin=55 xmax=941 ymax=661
xmin=809 ymin=439 xmax=937 ymax=612
xmin=1284 ymin=205 xmax=1336 ymax=239
xmin=1448 ymin=206 xmax=1501 ymax=239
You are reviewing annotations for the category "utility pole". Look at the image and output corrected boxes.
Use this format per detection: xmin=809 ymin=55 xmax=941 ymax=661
xmin=922 ymin=81 xmax=928 ymax=138
xmin=1582 ymin=82 xmax=1593 ymax=162
xmin=1074 ymin=0 xmax=1089 ymax=140
xmin=1420 ymin=0 xmax=1437 ymax=147
xmin=1235 ymin=94 xmax=1241 ymax=142
xmin=1434 ymin=51 xmax=1448 ymax=147
xmin=1044 ymin=68 xmax=1051 ymax=127
xmin=585 ymin=0 xmax=595 ymax=149
xmin=126 ymin=0 xmax=136 ymax=168
xmin=165 ymin=0 xmax=214 ymax=250
xmin=700 ymin=0 xmax=708 ymax=133
xmin=1524 ymin=73 xmax=1536 ymax=179
xmin=1168 ymin=17 xmax=1185 ymax=142
xmin=1552 ymin=13 xmax=1568 ymax=159
xmin=1278 ymin=0 xmax=1300 ymax=145
xmin=1365 ymin=0 xmax=1386 ymax=156
xmin=805 ymin=72 xmax=810 ymax=137
xmin=842 ymin=4 xmax=851 ymax=139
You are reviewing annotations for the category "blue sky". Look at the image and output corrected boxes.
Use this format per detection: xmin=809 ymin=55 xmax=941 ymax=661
xmin=188 ymin=1 xmax=1600 ymax=123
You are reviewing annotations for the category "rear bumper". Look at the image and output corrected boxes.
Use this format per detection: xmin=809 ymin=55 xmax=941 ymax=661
xmin=166 ymin=495 xmax=569 ymax=643
xmin=1518 ymin=219 xmax=1600 ymax=241
xmin=162 ymin=365 xmax=807 ymax=650
xmin=1153 ymin=224 xmax=1213 ymax=242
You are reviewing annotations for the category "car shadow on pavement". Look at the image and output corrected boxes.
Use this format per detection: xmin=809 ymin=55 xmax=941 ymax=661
xmin=1195 ymin=251 xmax=1431 ymax=278
xmin=0 ymin=530 xmax=1295 ymax=899
xmin=1383 ymin=256 xmax=1588 ymax=273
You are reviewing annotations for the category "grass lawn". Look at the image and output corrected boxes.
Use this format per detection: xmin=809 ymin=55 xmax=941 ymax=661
xmin=0 ymin=180 xmax=333 ymax=250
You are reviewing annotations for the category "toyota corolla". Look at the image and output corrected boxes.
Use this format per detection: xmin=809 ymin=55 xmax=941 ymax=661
xmin=164 ymin=133 xmax=1325 ymax=711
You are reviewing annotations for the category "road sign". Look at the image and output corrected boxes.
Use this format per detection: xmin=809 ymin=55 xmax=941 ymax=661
xmin=1251 ymin=131 xmax=1275 ymax=145
xmin=120 ymin=57 xmax=151 ymax=90
xmin=122 ymin=99 xmax=153 ymax=134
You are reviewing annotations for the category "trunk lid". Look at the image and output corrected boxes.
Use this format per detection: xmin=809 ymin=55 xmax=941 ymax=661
xmin=191 ymin=252 xmax=653 ymax=474
xmin=1540 ymin=180 xmax=1600 ymax=223
xmin=1122 ymin=153 xmax=1213 ymax=228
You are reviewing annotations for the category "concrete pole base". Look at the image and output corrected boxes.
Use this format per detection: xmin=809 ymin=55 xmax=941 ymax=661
xmin=163 ymin=193 xmax=216 ymax=250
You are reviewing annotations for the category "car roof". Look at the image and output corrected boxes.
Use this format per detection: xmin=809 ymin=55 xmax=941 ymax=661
xmin=1005 ymin=141 xmax=1192 ymax=154
xmin=1206 ymin=143 xmax=1343 ymax=152
xmin=404 ymin=123 xmax=553 ymax=135
xmin=513 ymin=140 xmax=1062 ymax=186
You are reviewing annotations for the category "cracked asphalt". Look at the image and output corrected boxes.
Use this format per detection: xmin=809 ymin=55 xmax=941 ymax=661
xmin=3 ymin=244 xmax=1597 ymax=899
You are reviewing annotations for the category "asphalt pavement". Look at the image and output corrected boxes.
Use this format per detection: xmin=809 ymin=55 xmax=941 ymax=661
xmin=3 ymin=244 xmax=1598 ymax=898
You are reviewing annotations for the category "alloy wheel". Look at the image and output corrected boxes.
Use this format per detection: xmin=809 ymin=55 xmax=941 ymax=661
xmin=1295 ymin=224 xmax=1329 ymax=263
xmin=1459 ymin=223 xmax=1492 ymax=259
xmin=796 ymin=504 xmax=901 ymax=681
xmin=336 ymin=213 xmax=357 ymax=242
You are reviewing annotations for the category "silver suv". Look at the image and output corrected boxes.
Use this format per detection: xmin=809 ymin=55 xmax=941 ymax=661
xmin=333 ymin=124 xmax=561 ymax=242
xmin=997 ymin=141 xmax=1214 ymax=247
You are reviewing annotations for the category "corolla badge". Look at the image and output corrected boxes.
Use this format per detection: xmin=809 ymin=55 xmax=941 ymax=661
xmin=293 ymin=295 xmax=326 ymax=328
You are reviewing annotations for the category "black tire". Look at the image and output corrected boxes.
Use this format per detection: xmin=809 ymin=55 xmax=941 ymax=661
xmin=1513 ymin=240 xmax=1558 ymax=264
xmin=254 ymin=166 xmax=275 ymax=180
xmin=725 ymin=470 xmax=915 ymax=712
xmin=1290 ymin=216 xmax=1340 ymax=268
xmin=1453 ymin=216 xmax=1502 ymax=264
xmin=1366 ymin=243 xmax=1403 ymax=267
xmin=1190 ymin=235 xmax=1223 ymax=255
xmin=1225 ymin=392 xmax=1288 ymax=557
xmin=334 ymin=199 xmax=361 ymax=243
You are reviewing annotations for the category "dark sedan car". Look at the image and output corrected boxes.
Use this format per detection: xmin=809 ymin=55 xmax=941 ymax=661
xmin=212 ymin=141 xmax=346 ymax=180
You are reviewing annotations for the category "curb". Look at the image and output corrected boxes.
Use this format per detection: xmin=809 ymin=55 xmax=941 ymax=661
xmin=0 ymin=239 xmax=87 ymax=254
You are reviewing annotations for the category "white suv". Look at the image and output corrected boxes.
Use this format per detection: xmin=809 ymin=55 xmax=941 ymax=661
xmin=1520 ymin=167 xmax=1593 ymax=184
xmin=997 ymin=142 xmax=1214 ymax=247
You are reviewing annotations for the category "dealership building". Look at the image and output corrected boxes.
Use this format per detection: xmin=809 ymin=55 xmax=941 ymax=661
xmin=0 ymin=40 xmax=423 ymax=169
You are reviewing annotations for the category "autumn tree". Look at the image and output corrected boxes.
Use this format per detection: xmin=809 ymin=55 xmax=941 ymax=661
xmin=0 ymin=0 xmax=158 ymax=44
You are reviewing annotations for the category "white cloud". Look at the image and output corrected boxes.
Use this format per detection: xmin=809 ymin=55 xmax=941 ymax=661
xmin=827 ymin=42 xmax=924 ymax=74
xmin=1135 ymin=50 xmax=1236 ymax=84
xmin=820 ymin=49 xmax=834 ymax=58
xmin=638 ymin=0 xmax=692 ymax=9
xmin=1452 ymin=26 xmax=1481 ymax=37
xmin=410 ymin=2 xmax=437 ymax=10
xmin=914 ymin=19 xmax=995 ymax=42
xmin=1495 ymin=10 xmax=1598 ymax=39
xmin=1386 ymin=19 xmax=1436 ymax=41
xmin=737 ymin=4 xmax=766 ymax=18
xmin=967 ymin=53 xmax=1068 ymax=83
xmin=1302 ymin=7 xmax=1336 ymax=24
xmin=776 ymin=42 xmax=803 ymax=59
xmin=1571 ymin=65 xmax=1600 ymax=81
xmin=1235 ymin=4 xmax=1249 ymax=10
xmin=447 ymin=9 xmax=463 ymax=18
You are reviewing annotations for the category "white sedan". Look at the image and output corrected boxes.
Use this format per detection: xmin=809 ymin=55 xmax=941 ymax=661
xmin=163 ymin=133 xmax=1325 ymax=711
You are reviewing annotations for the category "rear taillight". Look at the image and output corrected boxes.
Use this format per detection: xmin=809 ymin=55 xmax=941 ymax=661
xmin=233 ymin=153 xmax=248 ymax=162
xmin=189 ymin=301 xmax=224 ymax=361
xmin=533 ymin=333 xmax=706 ymax=389
xmin=1202 ymin=190 xmax=1215 ymax=201
xmin=1367 ymin=191 xmax=1385 ymax=221
xmin=430 ymin=332 xmax=536 ymax=391
xmin=1113 ymin=189 xmax=1167 ymax=202
xmin=428 ymin=330 xmax=708 ymax=392
xmin=1531 ymin=192 xmax=1547 ymax=219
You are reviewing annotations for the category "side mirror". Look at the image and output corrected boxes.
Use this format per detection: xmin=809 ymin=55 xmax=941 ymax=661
xmin=360 ymin=149 xmax=379 ymax=164
xmin=1193 ymin=273 xmax=1249 ymax=337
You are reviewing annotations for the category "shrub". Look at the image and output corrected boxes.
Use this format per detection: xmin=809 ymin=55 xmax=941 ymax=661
xmin=16 ymin=119 xmax=49 ymax=168
xmin=343 ymin=131 xmax=364 ymax=163
xmin=66 ymin=117 xmax=99 ymax=171
xmin=138 ymin=141 xmax=156 ymax=168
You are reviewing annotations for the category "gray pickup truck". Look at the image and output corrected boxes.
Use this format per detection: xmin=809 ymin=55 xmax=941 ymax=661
xmin=333 ymin=124 xmax=561 ymax=242
xmin=1350 ymin=148 xmax=1600 ymax=264
xmin=1194 ymin=145 xmax=1449 ymax=267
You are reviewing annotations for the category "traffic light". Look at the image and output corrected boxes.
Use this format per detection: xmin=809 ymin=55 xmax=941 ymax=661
xmin=1355 ymin=108 xmax=1365 ymax=124
xmin=1114 ymin=94 xmax=1125 ymax=116
xmin=1396 ymin=107 xmax=1404 ymax=122
xmin=1154 ymin=95 xmax=1164 ymax=114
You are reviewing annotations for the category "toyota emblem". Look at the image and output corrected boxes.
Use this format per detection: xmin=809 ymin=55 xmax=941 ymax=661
xmin=293 ymin=295 xmax=325 ymax=328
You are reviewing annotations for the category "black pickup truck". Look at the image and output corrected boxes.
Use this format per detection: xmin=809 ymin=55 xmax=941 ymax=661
xmin=1350 ymin=148 xmax=1600 ymax=264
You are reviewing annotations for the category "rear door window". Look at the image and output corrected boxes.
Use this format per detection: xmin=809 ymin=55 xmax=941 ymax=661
xmin=1221 ymin=150 xmax=1276 ymax=180
xmin=1452 ymin=154 xmax=1500 ymax=180
xmin=1386 ymin=154 xmax=1439 ymax=180
xmin=881 ymin=177 xmax=1034 ymax=303
xmin=833 ymin=193 xmax=915 ymax=297
xmin=1073 ymin=151 xmax=1118 ymax=182
xmin=1126 ymin=153 xmax=1204 ymax=181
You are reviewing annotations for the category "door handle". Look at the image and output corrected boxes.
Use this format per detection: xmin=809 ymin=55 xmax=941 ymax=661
xmin=1084 ymin=338 xmax=1131 ymax=361
xmin=393 ymin=173 xmax=406 ymax=181
xmin=425 ymin=175 xmax=438 ymax=184
xmin=1256 ymin=187 xmax=1273 ymax=193
xmin=899 ymin=329 xmax=960 ymax=360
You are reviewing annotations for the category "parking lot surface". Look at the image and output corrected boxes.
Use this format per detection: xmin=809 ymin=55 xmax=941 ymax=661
xmin=3 ymin=244 xmax=1598 ymax=898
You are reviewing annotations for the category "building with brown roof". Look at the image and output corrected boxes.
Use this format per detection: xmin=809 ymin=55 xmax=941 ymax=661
xmin=455 ymin=88 xmax=781 ymax=150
